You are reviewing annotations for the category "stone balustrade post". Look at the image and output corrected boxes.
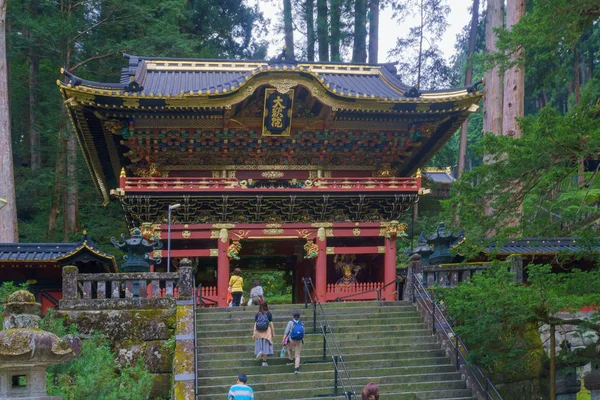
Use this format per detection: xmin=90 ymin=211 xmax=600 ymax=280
xmin=404 ymin=254 xmax=422 ymax=301
xmin=178 ymin=258 xmax=193 ymax=300
xmin=62 ymin=266 xmax=79 ymax=300
xmin=509 ymin=255 xmax=524 ymax=283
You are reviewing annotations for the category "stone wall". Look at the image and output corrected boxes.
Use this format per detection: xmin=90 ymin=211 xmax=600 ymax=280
xmin=57 ymin=265 xmax=195 ymax=399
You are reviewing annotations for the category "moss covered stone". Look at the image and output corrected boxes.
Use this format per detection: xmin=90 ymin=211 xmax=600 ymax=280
xmin=57 ymin=309 xmax=176 ymax=341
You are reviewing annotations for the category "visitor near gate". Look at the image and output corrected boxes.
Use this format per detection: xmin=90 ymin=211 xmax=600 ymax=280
xmin=248 ymin=280 xmax=264 ymax=306
xmin=229 ymin=268 xmax=244 ymax=307
xmin=227 ymin=373 xmax=254 ymax=400
xmin=253 ymin=302 xmax=274 ymax=366
xmin=282 ymin=310 xmax=304 ymax=373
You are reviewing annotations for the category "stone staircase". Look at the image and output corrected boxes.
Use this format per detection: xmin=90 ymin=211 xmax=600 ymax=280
xmin=195 ymin=301 xmax=475 ymax=399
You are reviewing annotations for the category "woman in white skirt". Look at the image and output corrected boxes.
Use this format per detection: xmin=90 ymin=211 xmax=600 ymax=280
xmin=252 ymin=302 xmax=274 ymax=366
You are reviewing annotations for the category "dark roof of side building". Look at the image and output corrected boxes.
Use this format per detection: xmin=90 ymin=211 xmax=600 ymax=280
xmin=0 ymin=234 xmax=117 ymax=271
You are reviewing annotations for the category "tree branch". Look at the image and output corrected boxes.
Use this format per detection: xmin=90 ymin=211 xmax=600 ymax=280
xmin=68 ymin=0 xmax=125 ymax=45
xmin=70 ymin=52 xmax=116 ymax=73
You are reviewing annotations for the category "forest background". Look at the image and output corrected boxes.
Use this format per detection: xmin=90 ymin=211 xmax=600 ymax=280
xmin=0 ymin=0 xmax=598 ymax=246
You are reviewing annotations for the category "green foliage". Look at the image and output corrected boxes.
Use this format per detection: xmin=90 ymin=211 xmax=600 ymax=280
xmin=0 ymin=282 xmax=30 ymax=327
xmin=47 ymin=335 xmax=152 ymax=400
xmin=443 ymin=99 xmax=600 ymax=239
xmin=437 ymin=263 xmax=600 ymax=378
xmin=0 ymin=281 xmax=29 ymax=305
xmin=43 ymin=314 xmax=153 ymax=400
xmin=242 ymin=270 xmax=293 ymax=304
xmin=0 ymin=284 xmax=154 ymax=398
xmin=7 ymin=0 xmax=269 ymax=244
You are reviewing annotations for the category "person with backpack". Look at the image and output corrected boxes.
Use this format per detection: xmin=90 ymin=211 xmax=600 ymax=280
xmin=282 ymin=310 xmax=304 ymax=373
xmin=252 ymin=302 xmax=274 ymax=366
xmin=229 ymin=268 xmax=244 ymax=307
xmin=247 ymin=280 xmax=264 ymax=306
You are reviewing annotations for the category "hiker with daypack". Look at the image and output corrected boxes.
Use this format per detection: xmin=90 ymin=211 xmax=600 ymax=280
xmin=282 ymin=310 xmax=304 ymax=373
xmin=247 ymin=280 xmax=264 ymax=306
xmin=252 ymin=302 xmax=274 ymax=366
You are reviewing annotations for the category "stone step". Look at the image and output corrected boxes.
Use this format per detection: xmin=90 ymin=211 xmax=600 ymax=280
xmin=196 ymin=321 xmax=429 ymax=338
xmin=288 ymin=390 xmax=475 ymax=400
xmin=196 ymin=337 xmax=440 ymax=356
xmin=194 ymin=301 xmax=473 ymax=400
xmin=196 ymin=378 xmax=468 ymax=398
xmin=197 ymin=301 xmax=413 ymax=314
xmin=196 ymin=305 xmax=417 ymax=320
xmin=196 ymin=327 xmax=434 ymax=346
xmin=197 ymin=367 xmax=461 ymax=386
xmin=197 ymin=350 xmax=450 ymax=368
xmin=196 ymin=312 xmax=424 ymax=330
xmin=197 ymin=362 xmax=457 ymax=378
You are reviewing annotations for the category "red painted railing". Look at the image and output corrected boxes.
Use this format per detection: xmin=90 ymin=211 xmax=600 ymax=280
xmin=197 ymin=286 xmax=219 ymax=307
xmin=121 ymin=177 xmax=420 ymax=193
xmin=325 ymin=282 xmax=383 ymax=302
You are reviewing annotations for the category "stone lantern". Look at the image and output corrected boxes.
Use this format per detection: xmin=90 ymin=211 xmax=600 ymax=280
xmin=0 ymin=290 xmax=81 ymax=399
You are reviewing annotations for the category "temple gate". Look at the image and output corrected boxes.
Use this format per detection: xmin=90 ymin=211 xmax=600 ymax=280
xmin=58 ymin=52 xmax=483 ymax=306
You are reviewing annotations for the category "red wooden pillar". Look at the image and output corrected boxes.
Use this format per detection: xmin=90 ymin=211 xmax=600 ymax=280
xmin=384 ymin=237 xmax=397 ymax=300
xmin=315 ymin=228 xmax=327 ymax=301
xmin=217 ymin=229 xmax=230 ymax=307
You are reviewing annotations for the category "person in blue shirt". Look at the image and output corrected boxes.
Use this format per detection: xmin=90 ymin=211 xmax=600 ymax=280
xmin=227 ymin=373 xmax=254 ymax=399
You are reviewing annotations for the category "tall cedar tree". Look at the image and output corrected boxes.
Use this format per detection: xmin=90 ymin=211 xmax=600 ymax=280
xmin=352 ymin=0 xmax=368 ymax=63
xmin=283 ymin=0 xmax=295 ymax=58
xmin=330 ymin=0 xmax=341 ymax=61
xmin=317 ymin=0 xmax=329 ymax=61
xmin=306 ymin=0 xmax=315 ymax=61
xmin=502 ymin=0 xmax=526 ymax=139
xmin=482 ymin=0 xmax=503 ymax=137
xmin=0 ymin=0 xmax=18 ymax=242
xmin=456 ymin=0 xmax=479 ymax=178
xmin=368 ymin=0 xmax=379 ymax=64
xmin=389 ymin=0 xmax=451 ymax=89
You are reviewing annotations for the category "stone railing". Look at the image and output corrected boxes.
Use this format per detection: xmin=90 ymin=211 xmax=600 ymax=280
xmin=60 ymin=265 xmax=193 ymax=310
xmin=421 ymin=264 xmax=489 ymax=288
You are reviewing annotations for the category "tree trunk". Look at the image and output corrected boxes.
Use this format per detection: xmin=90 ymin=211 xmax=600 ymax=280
xmin=306 ymin=0 xmax=315 ymax=61
xmin=416 ymin=0 xmax=425 ymax=87
xmin=550 ymin=324 xmax=556 ymax=400
xmin=457 ymin=0 xmax=480 ymax=179
xmin=368 ymin=0 xmax=379 ymax=64
xmin=48 ymin=131 xmax=67 ymax=237
xmin=29 ymin=46 xmax=40 ymax=172
xmin=317 ymin=0 xmax=329 ymax=61
xmin=64 ymin=129 xmax=79 ymax=240
xmin=0 ymin=0 xmax=18 ymax=242
xmin=330 ymin=0 xmax=340 ymax=61
xmin=352 ymin=0 xmax=368 ymax=63
xmin=283 ymin=0 xmax=295 ymax=59
xmin=502 ymin=0 xmax=525 ymax=138
xmin=483 ymin=0 xmax=503 ymax=137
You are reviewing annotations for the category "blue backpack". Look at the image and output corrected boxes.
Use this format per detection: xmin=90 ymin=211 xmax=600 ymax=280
xmin=256 ymin=312 xmax=269 ymax=331
xmin=289 ymin=320 xmax=305 ymax=340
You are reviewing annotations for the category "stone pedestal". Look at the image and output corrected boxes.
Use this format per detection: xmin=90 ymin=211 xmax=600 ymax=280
xmin=0 ymin=367 xmax=60 ymax=400
xmin=0 ymin=290 xmax=81 ymax=400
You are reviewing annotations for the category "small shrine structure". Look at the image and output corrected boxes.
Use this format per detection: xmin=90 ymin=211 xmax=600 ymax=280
xmin=0 ymin=290 xmax=81 ymax=399
xmin=0 ymin=234 xmax=117 ymax=312
xmin=57 ymin=52 xmax=484 ymax=305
